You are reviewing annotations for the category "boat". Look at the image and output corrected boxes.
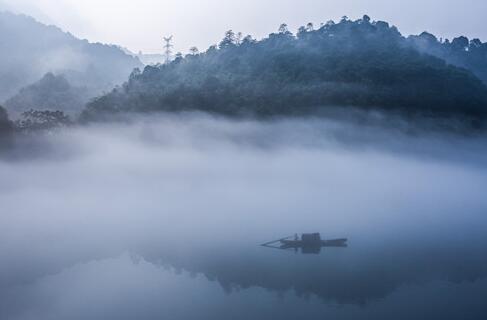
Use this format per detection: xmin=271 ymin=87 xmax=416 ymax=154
xmin=262 ymin=233 xmax=348 ymax=254
xmin=280 ymin=238 xmax=348 ymax=248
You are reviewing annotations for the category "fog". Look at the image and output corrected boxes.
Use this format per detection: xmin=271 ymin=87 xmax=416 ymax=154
xmin=1 ymin=114 xmax=487 ymax=319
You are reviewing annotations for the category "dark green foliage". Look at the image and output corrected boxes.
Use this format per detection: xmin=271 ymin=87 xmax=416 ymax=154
xmin=82 ymin=16 xmax=487 ymax=120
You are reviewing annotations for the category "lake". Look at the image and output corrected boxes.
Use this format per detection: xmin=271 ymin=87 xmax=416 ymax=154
xmin=1 ymin=114 xmax=487 ymax=319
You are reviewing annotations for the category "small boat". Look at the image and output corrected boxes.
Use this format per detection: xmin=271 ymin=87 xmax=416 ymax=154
xmin=280 ymin=238 xmax=348 ymax=248
xmin=262 ymin=233 xmax=348 ymax=254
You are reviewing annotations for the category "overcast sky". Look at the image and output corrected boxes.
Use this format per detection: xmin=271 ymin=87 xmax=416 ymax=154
xmin=1 ymin=0 xmax=487 ymax=54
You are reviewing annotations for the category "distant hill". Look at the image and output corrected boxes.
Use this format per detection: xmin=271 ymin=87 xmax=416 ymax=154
xmin=120 ymin=47 xmax=166 ymax=66
xmin=82 ymin=16 xmax=487 ymax=121
xmin=0 ymin=11 xmax=142 ymax=102
xmin=4 ymin=73 xmax=89 ymax=119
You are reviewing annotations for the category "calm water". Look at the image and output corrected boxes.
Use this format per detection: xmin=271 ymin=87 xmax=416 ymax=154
xmin=1 ymin=115 xmax=487 ymax=319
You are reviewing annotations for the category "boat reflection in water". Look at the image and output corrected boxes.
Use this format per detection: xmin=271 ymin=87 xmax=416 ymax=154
xmin=262 ymin=233 xmax=348 ymax=254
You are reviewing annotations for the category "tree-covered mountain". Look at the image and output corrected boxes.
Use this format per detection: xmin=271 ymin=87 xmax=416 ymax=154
xmin=4 ymin=73 xmax=89 ymax=119
xmin=82 ymin=16 xmax=487 ymax=121
xmin=0 ymin=11 xmax=142 ymax=102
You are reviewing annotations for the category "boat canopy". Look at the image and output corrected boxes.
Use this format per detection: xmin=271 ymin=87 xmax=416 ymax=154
xmin=302 ymin=233 xmax=322 ymax=245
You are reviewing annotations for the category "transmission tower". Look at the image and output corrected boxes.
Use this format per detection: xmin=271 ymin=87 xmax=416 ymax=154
xmin=163 ymin=36 xmax=174 ymax=64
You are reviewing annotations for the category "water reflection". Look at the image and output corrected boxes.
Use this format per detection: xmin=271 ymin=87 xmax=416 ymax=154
xmin=1 ymin=225 xmax=486 ymax=319
xmin=137 ymin=233 xmax=487 ymax=305
xmin=1 ymin=116 xmax=487 ymax=319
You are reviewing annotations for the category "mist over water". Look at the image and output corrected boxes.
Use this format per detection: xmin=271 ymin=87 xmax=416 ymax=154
xmin=1 ymin=114 xmax=487 ymax=319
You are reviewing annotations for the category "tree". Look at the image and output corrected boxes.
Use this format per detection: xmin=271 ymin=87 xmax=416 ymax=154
xmin=129 ymin=68 xmax=141 ymax=81
xmin=189 ymin=47 xmax=199 ymax=55
xmin=16 ymin=110 xmax=72 ymax=131
xmin=241 ymin=35 xmax=255 ymax=45
xmin=362 ymin=15 xmax=371 ymax=23
xmin=306 ymin=22 xmax=314 ymax=32
xmin=452 ymin=36 xmax=469 ymax=51
xmin=236 ymin=32 xmax=243 ymax=45
xmin=323 ymin=20 xmax=335 ymax=29
xmin=470 ymin=39 xmax=482 ymax=48
xmin=297 ymin=26 xmax=307 ymax=37
xmin=174 ymin=52 xmax=183 ymax=61
xmin=278 ymin=23 xmax=290 ymax=34
xmin=206 ymin=45 xmax=218 ymax=53
xmin=219 ymin=30 xmax=236 ymax=48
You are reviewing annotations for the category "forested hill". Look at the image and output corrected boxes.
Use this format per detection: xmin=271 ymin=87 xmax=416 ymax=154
xmin=4 ymin=73 xmax=89 ymax=119
xmin=82 ymin=16 xmax=487 ymax=120
xmin=0 ymin=11 xmax=142 ymax=101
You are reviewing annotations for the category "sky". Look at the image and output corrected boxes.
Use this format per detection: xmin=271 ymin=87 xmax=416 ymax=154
xmin=1 ymin=0 xmax=487 ymax=54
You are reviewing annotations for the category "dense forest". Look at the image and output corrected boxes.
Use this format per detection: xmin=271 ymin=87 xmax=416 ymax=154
xmin=82 ymin=16 xmax=487 ymax=121
xmin=408 ymin=32 xmax=487 ymax=84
